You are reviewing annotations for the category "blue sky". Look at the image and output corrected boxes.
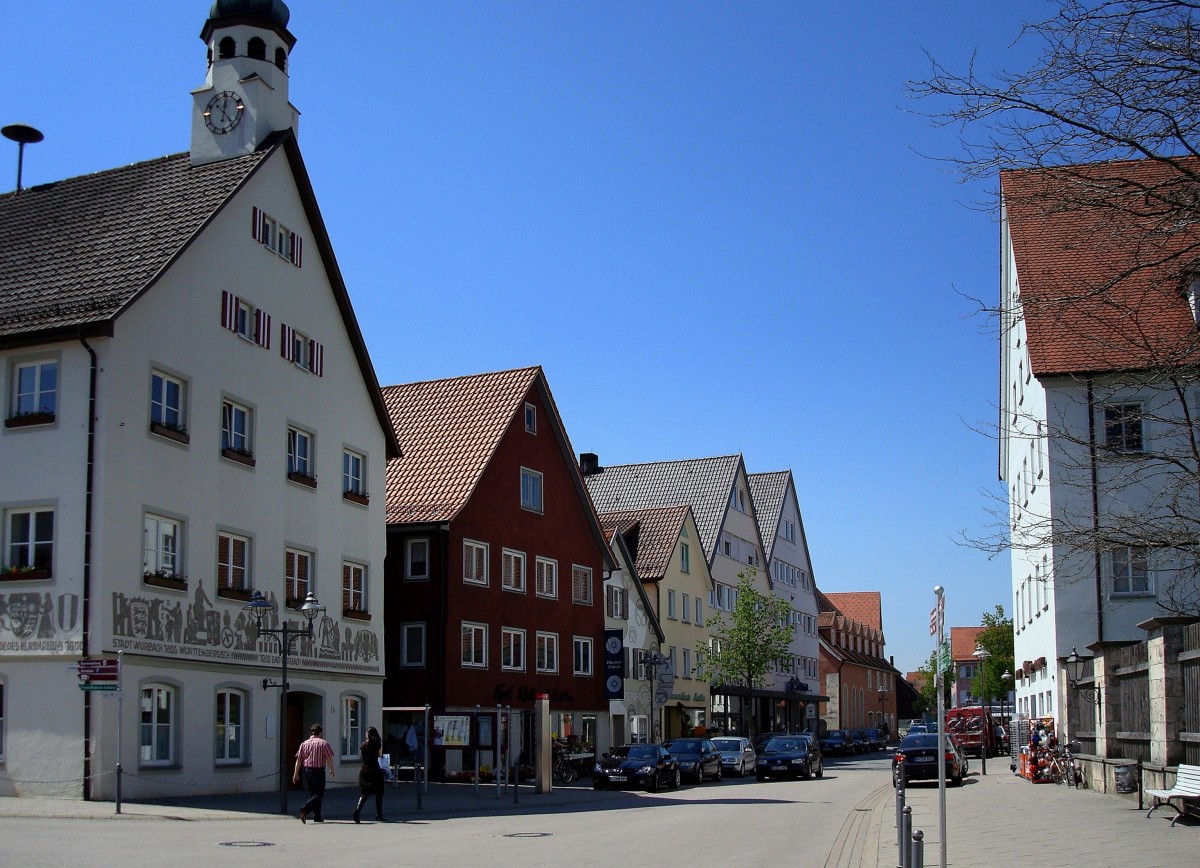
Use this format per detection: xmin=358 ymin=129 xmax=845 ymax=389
xmin=0 ymin=1 xmax=1052 ymax=673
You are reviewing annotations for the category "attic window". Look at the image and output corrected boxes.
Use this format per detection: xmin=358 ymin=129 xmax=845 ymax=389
xmin=1188 ymin=276 xmax=1200 ymax=324
xmin=524 ymin=402 xmax=536 ymax=434
xmin=275 ymin=47 xmax=287 ymax=72
xmin=218 ymin=37 xmax=235 ymax=59
xmin=248 ymin=37 xmax=266 ymax=61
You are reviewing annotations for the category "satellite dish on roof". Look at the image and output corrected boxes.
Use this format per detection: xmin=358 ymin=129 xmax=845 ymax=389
xmin=2 ymin=123 xmax=45 ymax=192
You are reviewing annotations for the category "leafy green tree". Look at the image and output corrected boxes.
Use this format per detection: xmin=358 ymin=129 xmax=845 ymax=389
xmin=971 ymin=605 xmax=1015 ymax=707
xmin=914 ymin=650 xmax=952 ymax=717
xmin=694 ymin=570 xmax=794 ymax=733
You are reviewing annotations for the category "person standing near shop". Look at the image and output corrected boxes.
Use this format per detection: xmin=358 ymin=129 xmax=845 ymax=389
xmin=293 ymin=723 xmax=335 ymax=823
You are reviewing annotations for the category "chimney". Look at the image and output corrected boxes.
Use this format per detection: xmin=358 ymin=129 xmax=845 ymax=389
xmin=579 ymin=452 xmax=601 ymax=476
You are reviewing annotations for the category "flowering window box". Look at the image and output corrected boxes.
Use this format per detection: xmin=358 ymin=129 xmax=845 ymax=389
xmin=287 ymin=471 xmax=317 ymax=489
xmin=143 ymin=571 xmax=188 ymax=592
xmin=5 ymin=411 xmax=55 ymax=428
xmin=343 ymin=490 xmax=369 ymax=506
xmin=0 ymin=567 xmax=51 ymax=582
xmin=222 ymin=447 xmax=256 ymax=467
xmin=150 ymin=422 xmax=190 ymax=444
xmin=342 ymin=608 xmax=371 ymax=622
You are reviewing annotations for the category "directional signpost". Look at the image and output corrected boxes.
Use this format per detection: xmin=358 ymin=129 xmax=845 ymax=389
xmin=74 ymin=654 xmax=124 ymax=812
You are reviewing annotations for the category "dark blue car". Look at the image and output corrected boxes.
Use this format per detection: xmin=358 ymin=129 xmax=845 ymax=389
xmin=593 ymin=744 xmax=681 ymax=791
xmin=820 ymin=729 xmax=853 ymax=756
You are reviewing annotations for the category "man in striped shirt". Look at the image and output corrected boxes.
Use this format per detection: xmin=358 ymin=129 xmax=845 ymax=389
xmin=293 ymin=723 xmax=336 ymax=823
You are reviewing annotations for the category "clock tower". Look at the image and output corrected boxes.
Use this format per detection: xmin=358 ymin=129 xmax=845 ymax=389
xmin=190 ymin=0 xmax=298 ymax=166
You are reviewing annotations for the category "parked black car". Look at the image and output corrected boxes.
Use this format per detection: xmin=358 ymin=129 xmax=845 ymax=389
xmin=756 ymin=735 xmax=824 ymax=781
xmin=593 ymin=744 xmax=681 ymax=791
xmin=820 ymin=729 xmax=853 ymax=756
xmin=864 ymin=728 xmax=886 ymax=751
xmin=848 ymin=729 xmax=869 ymax=753
xmin=892 ymin=733 xmax=967 ymax=787
xmin=663 ymin=738 xmax=723 ymax=783
xmin=752 ymin=731 xmax=791 ymax=756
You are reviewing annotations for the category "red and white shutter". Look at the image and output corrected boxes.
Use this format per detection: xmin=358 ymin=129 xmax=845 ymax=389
xmin=220 ymin=291 xmax=238 ymax=332
xmin=254 ymin=309 xmax=272 ymax=348
xmin=308 ymin=339 xmax=324 ymax=377
xmin=251 ymin=207 xmax=262 ymax=242
xmin=280 ymin=323 xmax=295 ymax=362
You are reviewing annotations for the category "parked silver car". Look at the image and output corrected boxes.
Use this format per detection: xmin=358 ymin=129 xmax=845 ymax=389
xmin=711 ymin=736 xmax=756 ymax=777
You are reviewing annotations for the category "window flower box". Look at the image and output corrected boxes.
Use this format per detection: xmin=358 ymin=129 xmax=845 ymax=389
xmin=143 ymin=571 xmax=187 ymax=592
xmin=217 ymin=587 xmax=253 ymax=602
xmin=5 ymin=411 xmax=55 ymax=428
xmin=342 ymin=608 xmax=371 ymax=622
xmin=150 ymin=421 xmax=190 ymax=444
xmin=287 ymin=471 xmax=317 ymax=488
xmin=221 ymin=447 xmax=256 ymax=467
xmin=343 ymin=490 xmax=369 ymax=506
xmin=0 ymin=566 xmax=51 ymax=582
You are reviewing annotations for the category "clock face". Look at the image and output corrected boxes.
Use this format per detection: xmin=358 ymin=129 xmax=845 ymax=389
xmin=204 ymin=91 xmax=244 ymax=134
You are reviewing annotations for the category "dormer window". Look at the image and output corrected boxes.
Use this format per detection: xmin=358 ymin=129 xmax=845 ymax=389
xmin=248 ymin=37 xmax=266 ymax=61
xmin=218 ymin=37 xmax=235 ymax=59
xmin=1188 ymin=275 xmax=1200 ymax=324
xmin=275 ymin=47 xmax=287 ymax=72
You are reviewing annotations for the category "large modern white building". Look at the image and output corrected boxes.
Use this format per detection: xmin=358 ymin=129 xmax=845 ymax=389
xmin=1000 ymin=159 xmax=1200 ymax=725
xmin=0 ymin=1 xmax=399 ymax=799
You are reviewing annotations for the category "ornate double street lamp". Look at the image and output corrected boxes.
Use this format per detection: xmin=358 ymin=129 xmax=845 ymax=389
xmin=243 ymin=590 xmax=326 ymax=814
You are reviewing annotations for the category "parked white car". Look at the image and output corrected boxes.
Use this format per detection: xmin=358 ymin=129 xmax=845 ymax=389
xmin=711 ymin=736 xmax=756 ymax=777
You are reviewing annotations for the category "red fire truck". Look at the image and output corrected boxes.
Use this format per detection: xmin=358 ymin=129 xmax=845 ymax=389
xmin=944 ymin=707 xmax=997 ymax=758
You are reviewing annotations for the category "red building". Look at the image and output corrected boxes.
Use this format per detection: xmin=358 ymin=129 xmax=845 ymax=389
xmin=380 ymin=367 xmax=613 ymax=772
xmin=817 ymin=590 xmax=900 ymax=736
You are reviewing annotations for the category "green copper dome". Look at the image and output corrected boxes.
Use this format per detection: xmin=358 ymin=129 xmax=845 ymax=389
xmin=208 ymin=0 xmax=290 ymax=27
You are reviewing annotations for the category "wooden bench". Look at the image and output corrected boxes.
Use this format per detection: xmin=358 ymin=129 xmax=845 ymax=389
xmin=1146 ymin=764 xmax=1200 ymax=827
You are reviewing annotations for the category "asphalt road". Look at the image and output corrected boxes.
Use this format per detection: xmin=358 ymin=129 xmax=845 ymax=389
xmin=2 ymin=754 xmax=894 ymax=867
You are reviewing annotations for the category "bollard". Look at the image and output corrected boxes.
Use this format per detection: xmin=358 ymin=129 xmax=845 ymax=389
xmin=415 ymin=763 xmax=424 ymax=810
xmin=911 ymin=830 xmax=924 ymax=868
xmin=115 ymin=762 xmax=122 ymax=815
xmin=899 ymin=805 xmax=912 ymax=868
xmin=895 ymin=780 xmax=906 ymax=850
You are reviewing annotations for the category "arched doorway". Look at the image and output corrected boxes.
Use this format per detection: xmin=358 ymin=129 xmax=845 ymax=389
xmin=285 ymin=691 xmax=323 ymax=788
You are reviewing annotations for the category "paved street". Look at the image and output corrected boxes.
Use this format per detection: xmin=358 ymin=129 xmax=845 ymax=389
xmin=1 ymin=755 xmax=1196 ymax=867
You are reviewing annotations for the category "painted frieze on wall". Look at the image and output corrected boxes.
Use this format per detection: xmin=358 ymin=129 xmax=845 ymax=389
xmin=0 ymin=590 xmax=82 ymax=654
xmin=111 ymin=580 xmax=380 ymax=674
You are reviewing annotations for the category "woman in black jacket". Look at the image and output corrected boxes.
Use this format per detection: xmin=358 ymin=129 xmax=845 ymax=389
xmin=353 ymin=726 xmax=386 ymax=822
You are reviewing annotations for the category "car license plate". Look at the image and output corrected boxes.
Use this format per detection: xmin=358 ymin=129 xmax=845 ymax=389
xmin=610 ymin=775 xmax=627 ymax=781
xmin=771 ymin=765 xmax=787 ymax=771
xmin=912 ymin=757 xmax=934 ymax=763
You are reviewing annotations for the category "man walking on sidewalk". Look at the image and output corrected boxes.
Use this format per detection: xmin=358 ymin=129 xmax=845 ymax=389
xmin=293 ymin=723 xmax=335 ymax=823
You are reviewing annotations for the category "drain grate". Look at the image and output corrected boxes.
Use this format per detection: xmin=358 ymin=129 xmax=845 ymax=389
xmin=219 ymin=841 xmax=275 ymax=848
xmin=503 ymin=832 xmax=553 ymax=838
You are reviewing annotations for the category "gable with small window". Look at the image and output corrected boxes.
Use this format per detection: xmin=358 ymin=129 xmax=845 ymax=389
xmin=520 ymin=467 xmax=543 ymax=513
xmin=252 ymin=207 xmax=303 ymax=266
xmin=524 ymin=402 xmax=537 ymax=433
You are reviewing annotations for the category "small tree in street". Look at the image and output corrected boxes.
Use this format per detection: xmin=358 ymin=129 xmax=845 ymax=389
xmin=971 ymin=605 xmax=1015 ymax=707
xmin=915 ymin=651 xmax=953 ymax=718
xmin=695 ymin=570 xmax=794 ymax=735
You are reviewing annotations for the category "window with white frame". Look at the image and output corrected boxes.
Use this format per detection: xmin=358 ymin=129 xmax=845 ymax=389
xmin=144 ymin=514 xmax=182 ymax=579
xmin=1104 ymin=403 xmax=1144 ymax=453
xmin=150 ymin=370 xmax=187 ymax=436
xmin=536 ymin=557 xmax=558 ymax=598
xmin=680 ymin=542 xmax=690 ymax=573
xmin=341 ymin=696 xmax=364 ymax=758
xmin=287 ymin=426 xmax=314 ymax=480
xmin=1111 ymin=545 xmax=1151 ymax=595
xmin=215 ymin=688 xmax=245 ymax=764
xmin=216 ymin=531 xmax=249 ymax=592
xmin=783 ymin=518 xmax=796 ymax=542
xmin=140 ymin=684 xmax=175 ymax=766
xmin=501 ymin=627 xmax=526 ymax=671
xmin=682 ymin=593 xmax=691 ymax=623
xmin=401 ymin=622 xmax=426 ymax=667
xmin=461 ymin=622 xmax=487 ymax=668
xmin=343 ymin=561 xmax=367 ymax=613
xmin=405 ymin=538 xmax=429 ymax=581
xmin=502 ymin=549 xmax=526 ymax=592
xmin=695 ymin=597 xmax=703 ymax=625
xmin=221 ymin=398 xmax=253 ymax=458
xmin=520 ymin=467 xmax=543 ymax=513
xmin=729 ymin=487 xmax=746 ymax=512
xmin=5 ymin=507 xmax=54 ymax=574
xmin=463 ymin=539 xmax=488 ymax=586
xmin=667 ymin=589 xmax=677 ymax=619
xmin=605 ymin=584 xmax=628 ymax=619
xmin=536 ymin=632 xmax=559 ymax=673
xmin=9 ymin=358 xmax=57 ymax=420
xmin=573 ymin=636 xmax=593 ymax=675
xmin=285 ymin=548 xmax=313 ymax=604
xmin=524 ymin=402 xmax=537 ymax=434
xmin=682 ymin=648 xmax=692 ymax=678
xmin=343 ymin=449 xmax=367 ymax=499
xmin=630 ymin=714 xmax=648 ymax=743
xmin=571 ymin=564 xmax=593 ymax=605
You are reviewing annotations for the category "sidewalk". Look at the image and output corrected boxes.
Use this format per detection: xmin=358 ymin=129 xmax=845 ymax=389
xmin=864 ymin=767 xmax=1198 ymax=867
xmin=0 ymin=778 xmax=606 ymax=823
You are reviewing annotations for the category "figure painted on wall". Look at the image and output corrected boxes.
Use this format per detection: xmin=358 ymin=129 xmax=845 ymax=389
xmin=0 ymin=591 xmax=81 ymax=642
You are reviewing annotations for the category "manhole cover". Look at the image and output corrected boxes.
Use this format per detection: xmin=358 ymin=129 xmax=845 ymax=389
xmin=219 ymin=841 xmax=275 ymax=848
xmin=503 ymin=832 xmax=553 ymax=838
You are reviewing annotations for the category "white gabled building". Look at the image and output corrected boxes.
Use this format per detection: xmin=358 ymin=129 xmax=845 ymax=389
xmin=0 ymin=0 xmax=399 ymax=799
xmin=1000 ymin=159 xmax=1200 ymax=727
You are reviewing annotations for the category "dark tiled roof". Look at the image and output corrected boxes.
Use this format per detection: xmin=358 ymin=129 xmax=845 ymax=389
xmin=382 ymin=367 xmax=541 ymax=524
xmin=1001 ymin=158 xmax=1200 ymax=377
xmin=747 ymin=470 xmax=788 ymax=560
xmin=597 ymin=504 xmax=692 ymax=582
xmin=585 ymin=454 xmax=742 ymax=560
xmin=0 ymin=149 xmax=270 ymax=341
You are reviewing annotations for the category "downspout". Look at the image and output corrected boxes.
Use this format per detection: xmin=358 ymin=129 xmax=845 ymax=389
xmin=1086 ymin=377 xmax=1104 ymax=644
xmin=438 ymin=526 xmax=450 ymax=715
xmin=79 ymin=333 xmax=98 ymax=800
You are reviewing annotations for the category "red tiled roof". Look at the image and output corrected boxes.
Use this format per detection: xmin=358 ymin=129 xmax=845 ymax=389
xmin=382 ymin=367 xmax=541 ymax=524
xmin=1001 ymin=158 xmax=1200 ymax=377
xmin=950 ymin=626 xmax=985 ymax=663
xmin=824 ymin=591 xmax=882 ymax=631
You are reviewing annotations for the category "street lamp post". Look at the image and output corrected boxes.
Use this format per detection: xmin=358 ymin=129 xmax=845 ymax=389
xmin=1000 ymin=669 xmax=1013 ymax=760
xmin=972 ymin=644 xmax=991 ymax=775
xmin=933 ymin=585 xmax=947 ymax=868
xmin=877 ymin=684 xmax=888 ymax=741
xmin=639 ymin=649 xmax=668 ymax=743
xmin=243 ymin=589 xmax=326 ymax=815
